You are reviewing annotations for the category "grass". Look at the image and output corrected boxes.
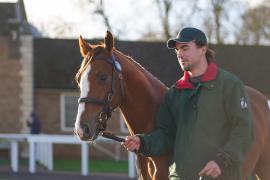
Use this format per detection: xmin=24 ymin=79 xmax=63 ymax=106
xmin=0 ymin=158 xmax=128 ymax=173
xmin=54 ymin=159 xmax=128 ymax=173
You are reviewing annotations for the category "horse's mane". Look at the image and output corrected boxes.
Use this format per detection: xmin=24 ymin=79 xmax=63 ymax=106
xmin=114 ymin=50 xmax=167 ymax=89
xmin=75 ymin=44 xmax=167 ymax=90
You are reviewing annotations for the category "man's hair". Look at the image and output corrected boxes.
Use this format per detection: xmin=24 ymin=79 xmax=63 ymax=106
xmin=195 ymin=41 xmax=216 ymax=63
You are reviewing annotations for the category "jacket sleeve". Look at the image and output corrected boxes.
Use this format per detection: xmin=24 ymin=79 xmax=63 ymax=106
xmin=137 ymin=91 xmax=176 ymax=157
xmin=214 ymin=80 xmax=253 ymax=170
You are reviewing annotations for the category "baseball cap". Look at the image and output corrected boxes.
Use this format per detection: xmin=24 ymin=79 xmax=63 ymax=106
xmin=167 ymin=27 xmax=207 ymax=49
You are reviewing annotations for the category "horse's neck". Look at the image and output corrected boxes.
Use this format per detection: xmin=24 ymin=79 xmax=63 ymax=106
xmin=116 ymin=52 xmax=167 ymax=134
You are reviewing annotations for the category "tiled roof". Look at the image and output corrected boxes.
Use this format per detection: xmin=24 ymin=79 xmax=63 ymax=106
xmin=0 ymin=1 xmax=31 ymax=35
xmin=34 ymin=38 xmax=270 ymax=94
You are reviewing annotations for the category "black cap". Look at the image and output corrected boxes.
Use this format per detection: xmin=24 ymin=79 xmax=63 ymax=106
xmin=167 ymin=27 xmax=207 ymax=49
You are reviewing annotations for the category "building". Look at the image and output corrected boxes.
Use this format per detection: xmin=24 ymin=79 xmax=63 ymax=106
xmin=0 ymin=0 xmax=33 ymax=134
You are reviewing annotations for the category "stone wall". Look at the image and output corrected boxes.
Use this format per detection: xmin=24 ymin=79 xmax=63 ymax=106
xmin=20 ymin=35 xmax=34 ymax=133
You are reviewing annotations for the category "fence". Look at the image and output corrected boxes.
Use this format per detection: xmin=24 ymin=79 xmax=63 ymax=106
xmin=0 ymin=134 xmax=136 ymax=178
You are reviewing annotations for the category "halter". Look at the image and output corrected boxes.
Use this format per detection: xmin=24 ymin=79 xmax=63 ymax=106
xmin=78 ymin=52 xmax=125 ymax=132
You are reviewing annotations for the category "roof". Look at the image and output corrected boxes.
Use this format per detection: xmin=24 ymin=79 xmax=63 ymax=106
xmin=33 ymin=38 xmax=180 ymax=90
xmin=34 ymin=38 xmax=270 ymax=94
xmin=0 ymin=0 xmax=31 ymax=35
xmin=213 ymin=44 xmax=270 ymax=94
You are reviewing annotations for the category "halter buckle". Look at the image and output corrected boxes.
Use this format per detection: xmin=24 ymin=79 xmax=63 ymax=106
xmin=107 ymin=93 xmax=113 ymax=101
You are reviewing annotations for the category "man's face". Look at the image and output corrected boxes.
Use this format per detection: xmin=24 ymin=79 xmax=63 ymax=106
xmin=175 ymin=41 xmax=206 ymax=71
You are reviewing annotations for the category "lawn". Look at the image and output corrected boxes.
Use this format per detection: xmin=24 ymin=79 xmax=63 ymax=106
xmin=0 ymin=158 xmax=128 ymax=173
xmin=54 ymin=159 xmax=128 ymax=173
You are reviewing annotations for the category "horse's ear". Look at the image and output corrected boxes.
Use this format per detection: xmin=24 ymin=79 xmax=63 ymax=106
xmin=79 ymin=35 xmax=92 ymax=57
xmin=104 ymin=31 xmax=114 ymax=53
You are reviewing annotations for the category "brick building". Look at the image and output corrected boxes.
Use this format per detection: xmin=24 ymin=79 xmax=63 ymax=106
xmin=0 ymin=0 xmax=33 ymax=134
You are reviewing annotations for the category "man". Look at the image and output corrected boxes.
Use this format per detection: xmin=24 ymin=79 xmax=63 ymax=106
xmin=27 ymin=112 xmax=41 ymax=134
xmin=123 ymin=27 xmax=253 ymax=179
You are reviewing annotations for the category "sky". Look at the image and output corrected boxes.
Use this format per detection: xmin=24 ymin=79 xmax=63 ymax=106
xmin=0 ymin=0 xmax=265 ymax=40
xmin=23 ymin=0 xmax=161 ymax=40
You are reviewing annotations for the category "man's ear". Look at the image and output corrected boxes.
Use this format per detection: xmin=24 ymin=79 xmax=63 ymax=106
xmin=201 ymin=46 xmax=207 ymax=55
xmin=79 ymin=35 xmax=92 ymax=57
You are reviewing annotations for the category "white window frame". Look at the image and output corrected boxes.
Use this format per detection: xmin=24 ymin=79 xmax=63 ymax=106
xmin=60 ymin=92 xmax=79 ymax=132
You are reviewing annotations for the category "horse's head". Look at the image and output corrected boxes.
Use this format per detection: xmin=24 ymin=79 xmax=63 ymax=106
xmin=74 ymin=31 xmax=124 ymax=141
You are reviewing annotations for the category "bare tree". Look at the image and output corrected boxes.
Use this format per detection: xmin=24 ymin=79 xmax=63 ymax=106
xmin=154 ymin=0 xmax=201 ymax=40
xmin=30 ymin=16 xmax=73 ymax=38
xmin=203 ymin=17 xmax=215 ymax=43
xmin=155 ymin=0 xmax=173 ymax=39
xmin=88 ymin=0 xmax=112 ymax=32
xmin=212 ymin=0 xmax=222 ymax=43
xmin=209 ymin=0 xmax=227 ymax=44
xmin=50 ymin=19 xmax=73 ymax=38
xmin=236 ymin=1 xmax=270 ymax=45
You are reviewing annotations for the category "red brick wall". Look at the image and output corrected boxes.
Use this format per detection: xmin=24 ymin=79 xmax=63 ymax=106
xmin=35 ymin=89 xmax=61 ymax=134
xmin=0 ymin=36 xmax=22 ymax=133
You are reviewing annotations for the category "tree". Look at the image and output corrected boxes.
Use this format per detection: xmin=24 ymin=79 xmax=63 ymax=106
xmin=236 ymin=1 xmax=270 ymax=45
xmin=203 ymin=0 xmax=230 ymax=44
xmin=155 ymin=0 xmax=173 ymax=39
xmin=92 ymin=0 xmax=112 ymax=32
xmin=153 ymin=0 xmax=200 ymax=40
xmin=211 ymin=0 xmax=223 ymax=43
xmin=27 ymin=16 xmax=73 ymax=38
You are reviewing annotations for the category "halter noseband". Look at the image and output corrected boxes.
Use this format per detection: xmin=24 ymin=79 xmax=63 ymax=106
xmin=78 ymin=52 xmax=124 ymax=132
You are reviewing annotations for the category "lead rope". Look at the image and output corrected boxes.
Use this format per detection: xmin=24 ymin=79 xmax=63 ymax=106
xmin=101 ymin=131 xmax=138 ymax=154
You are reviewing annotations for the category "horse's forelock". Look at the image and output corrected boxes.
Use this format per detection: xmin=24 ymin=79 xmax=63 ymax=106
xmin=76 ymin=55 xmax=90 ymax=86
xmin=75 ymin=44 xmax=109 ymax=86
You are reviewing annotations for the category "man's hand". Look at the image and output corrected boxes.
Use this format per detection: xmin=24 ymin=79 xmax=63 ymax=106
xmin=122 ymin=135 xmax=141 ymax=152
xmin=199 ymin=160 xmax=221 ymax=178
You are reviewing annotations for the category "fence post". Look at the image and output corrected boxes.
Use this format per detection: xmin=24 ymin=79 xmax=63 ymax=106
xmin=128 ymin=152 xmax=136 ymax=178
xmin=10 ymin=140 xmax=18 ymax=172
xmin=81 ymin=142 xmax=89 ymax=176
xmin=29 ymin=141 xmax=36 ymax=173
xmin=48 ymin=142 xmax=53 ymax=171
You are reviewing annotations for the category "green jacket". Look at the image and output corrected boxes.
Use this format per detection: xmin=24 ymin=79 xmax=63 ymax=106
xmin=138 ymin=63 xmax=253 ymax=180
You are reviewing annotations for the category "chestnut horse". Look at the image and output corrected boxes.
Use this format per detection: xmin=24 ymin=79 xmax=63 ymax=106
xmin=74 ymin=31 xmax=270 ymax=180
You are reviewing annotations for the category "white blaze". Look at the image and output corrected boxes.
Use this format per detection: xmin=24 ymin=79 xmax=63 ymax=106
xmin=268 ymin=100 xmax=270 ymax=110
xmin=75 ymin=65 xmax=91 ymax=133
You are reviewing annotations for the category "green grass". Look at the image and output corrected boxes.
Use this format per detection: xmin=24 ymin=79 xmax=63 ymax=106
xmin=0 ymin=158 xmax=128 ymax=173
xmin=54 ymin=159 xmax=128 ymax=173
xmin=0 ymin=158 xmax=28 ymax=166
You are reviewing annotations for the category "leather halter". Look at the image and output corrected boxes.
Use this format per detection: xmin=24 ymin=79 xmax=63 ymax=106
xmin=78 ymin=52 xmax=124 ymax=132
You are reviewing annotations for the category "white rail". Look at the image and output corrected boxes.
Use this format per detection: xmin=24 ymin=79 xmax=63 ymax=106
xmin=0 ymin=134 xmax=136 ymax=178
xmin=0 ymin=134 xmax=28 ymax=172
xmin=27 ymin=134 xmax=89 ymax=175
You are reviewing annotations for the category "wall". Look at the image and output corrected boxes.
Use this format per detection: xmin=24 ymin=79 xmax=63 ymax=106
xmin=0 ymin=36 xmax=22 ymax=133
xmin=20 ymin=35 xmax=34 ymax=133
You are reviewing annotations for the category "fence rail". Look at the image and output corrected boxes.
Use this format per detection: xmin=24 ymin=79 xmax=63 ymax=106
xmin=0 ymin=133 xmax=136 ymax=178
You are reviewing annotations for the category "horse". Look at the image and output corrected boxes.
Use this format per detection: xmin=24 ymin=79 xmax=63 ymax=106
xmin=74 ymin=31 xmax=270 ymax=180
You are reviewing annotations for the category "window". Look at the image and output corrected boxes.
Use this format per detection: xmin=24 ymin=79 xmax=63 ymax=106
xmin=60 ymin=93 xmax=79 ymax=132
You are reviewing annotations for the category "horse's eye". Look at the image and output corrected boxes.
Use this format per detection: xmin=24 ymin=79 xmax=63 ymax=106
xmin=99 ymin=74 xmax=108 ymax=82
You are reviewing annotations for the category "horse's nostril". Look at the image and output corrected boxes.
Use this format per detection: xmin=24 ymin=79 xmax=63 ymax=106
xmin=82 ymin=124 xmax=90 ymax=134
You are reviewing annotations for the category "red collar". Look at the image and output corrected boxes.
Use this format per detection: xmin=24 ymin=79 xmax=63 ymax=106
xmin=175 ymin=62 xmax=218 ymax=89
